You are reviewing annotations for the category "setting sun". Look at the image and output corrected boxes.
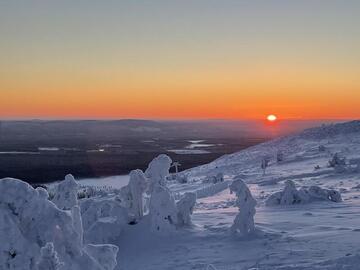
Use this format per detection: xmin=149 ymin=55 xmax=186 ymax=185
xmin=267 ymin=114 xmax=277 ymax=122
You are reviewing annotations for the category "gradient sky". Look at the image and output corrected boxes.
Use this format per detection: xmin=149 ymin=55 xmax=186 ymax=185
xmin=1 ymin=1 xmax=359 ymax=120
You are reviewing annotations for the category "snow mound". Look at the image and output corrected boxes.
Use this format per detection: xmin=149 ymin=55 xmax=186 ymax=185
xmin=266 ymin=180 xmax=342 ymax=206
xmin=0 ymin=177 xmax=118 ymax=270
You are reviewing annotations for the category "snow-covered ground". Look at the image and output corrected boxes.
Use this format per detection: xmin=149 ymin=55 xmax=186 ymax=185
xmin=2 ymin=120 xmax=360 ymax=269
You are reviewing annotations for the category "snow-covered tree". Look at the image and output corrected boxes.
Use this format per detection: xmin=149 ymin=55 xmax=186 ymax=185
xmin=176 ymin=192 xmax=197 ymax=227
xmin=147 ymin=155 xmax=178 ymax=233
xmin=52 ymin=174 xmax=79 ymax=210
xmin=229 ymin=178 xmax=257 ymax=236
xmin=0 ymin=177 xmax=119 ymax=270
xmin=145 ymin=154 xmax=172 ymax=193
xmin=128 ymin=169 xmax=148 ymax=220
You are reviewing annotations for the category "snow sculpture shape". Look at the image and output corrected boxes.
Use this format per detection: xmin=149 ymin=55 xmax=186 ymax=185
xmin=266 ymin=180 xmax=342 ymax=206
xmin=176 ymin=192 xmax=197 ymax=227
xmin=128 ymin=169 xmax=148 ymax=220
xmin=229 ymin=178 xmax=257 ymax=236
xmin=0 ymin=177 xmax=119 ymax=270
xmin=52 ymin=174 xmax=79 ymax=210
xmin=146 ymin=155 xmax=178 ymax=233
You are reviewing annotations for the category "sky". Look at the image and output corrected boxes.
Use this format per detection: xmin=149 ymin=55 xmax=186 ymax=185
xmin=0 ymin=1 xmax=359 ymax=120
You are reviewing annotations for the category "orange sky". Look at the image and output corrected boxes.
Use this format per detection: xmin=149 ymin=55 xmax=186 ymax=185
xmin=1 ymin=1 xmax=359 ymax=120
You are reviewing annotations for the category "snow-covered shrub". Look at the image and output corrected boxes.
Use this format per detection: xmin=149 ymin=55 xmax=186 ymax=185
xmin=176 ymin=192 xmax=197 ymax=227
xmin=319 ymin=145 xmax=326 ymax=152
xmin=52 ymin=174 xmax=79 ymax=210
xmin=176 ymin=174 xmax=188 ymax=184
xmin=80 ymin=197 xmax=129 ymax=244
xmin=328 ymin=153 xmax=347 ymax=172
xmin=229 ymin=178 xmax=257 ymax=236
xmin=0 ymin=177 xmax=118 ymax=270
xmin=314 ymin=165 xmax=321 ymax=170
xmin=265 ymin=180 xmax=342 ymax=206
xmin=276 ymin=150 xmax=284 ymax=163
xmin=147 ymin=154 xmax=178 ymax=233
xmin=202 ymin=172 xmax=224 ymax=184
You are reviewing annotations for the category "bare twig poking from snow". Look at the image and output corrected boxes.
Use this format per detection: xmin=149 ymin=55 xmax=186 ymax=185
xmin=147 ymin=155 xmax=178 ymax=233
xmin=0 ymin=178 xmax=119 ymax=270
xmin=128 ymin=169 xmax=148 ymax=220
xmin=52 ymin=174 xmax=79 ymax=210
xmin=176 ymin=192 xmax=197 ymax=227
xmin=265 ymin=180 xmax=342 ymax=206
xmin=229 ymin=178 xmax=257 ymax=236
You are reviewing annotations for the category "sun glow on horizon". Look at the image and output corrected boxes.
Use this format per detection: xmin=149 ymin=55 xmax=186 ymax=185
xmin=267 ymin=114 xmax=277 ymax=122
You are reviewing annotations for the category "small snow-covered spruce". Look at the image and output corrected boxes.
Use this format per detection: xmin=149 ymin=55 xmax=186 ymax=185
xmin=37 ymin=243 xmax=63 ymax=270
xmin=265 ymin=180 xmax=342 ymax=206
xmin=147 ymin=154 xmax=178 ymax=233
xmin=328 ymin=152 xmax=346 ymax=170
xmin=229 ymin=178 xmax=257 ymax=236
xmin=176 ymin=192 xmax=197 ymax=227
xmin=52 ymin=174 xmax=78 ymax=210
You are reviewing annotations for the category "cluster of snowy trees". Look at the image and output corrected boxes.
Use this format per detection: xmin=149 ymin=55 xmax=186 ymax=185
xmin=0 ymin=154 xmax=200 ymax=269
xmin=0 ymin=176 xmax=118 ymax=270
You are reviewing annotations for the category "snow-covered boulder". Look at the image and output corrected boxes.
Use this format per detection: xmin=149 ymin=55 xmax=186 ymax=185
xmin=229 ymin=178 xmax=257 ymax=236
xmin=0 ymin=177 xmax=118 ymax=270
xmin=52 ymin=174 xmax=79 ymax=210
xmin=266 ymin=180 xmax=342 ymax=206
xmin=176 ymin=192 xmax=197 ymax=227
